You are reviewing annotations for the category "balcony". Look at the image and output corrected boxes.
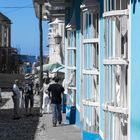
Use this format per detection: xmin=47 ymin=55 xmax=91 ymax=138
xmin=33 ymin=0 xmax=71 ymax=20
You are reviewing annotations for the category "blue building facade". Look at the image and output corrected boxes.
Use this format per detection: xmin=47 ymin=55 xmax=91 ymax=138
xmin=64 ymin=0 xmax=140 ymax=140
xmin=65 ymin=0 xmax=103 ymax=139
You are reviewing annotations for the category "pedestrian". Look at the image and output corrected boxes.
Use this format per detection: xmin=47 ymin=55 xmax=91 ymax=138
xmin=40 ymin=77 xmax=51 ymax=115
xmin=35 ymin=81 xmax=40 ymax=95
xmin=24 ymin=79 xmax=34 ymax=116
xmin=12 ymin=79 xmax=21 ymax=119
xmin=48 ymin=77 xmax=64 ymax=127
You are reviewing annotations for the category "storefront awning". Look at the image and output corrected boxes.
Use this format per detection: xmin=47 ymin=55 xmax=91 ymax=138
xmin=33 ymin=0 xmax=70 ymax=20
xmin=80 ymin=0 xmax=99 ymax=9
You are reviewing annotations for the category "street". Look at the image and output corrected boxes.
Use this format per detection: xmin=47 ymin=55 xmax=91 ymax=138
xmin=0 ymin=91 xmax=82 ymax=140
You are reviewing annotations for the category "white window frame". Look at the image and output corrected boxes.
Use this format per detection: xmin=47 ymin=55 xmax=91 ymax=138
xmin=81 ymin=2 xmax=100 ymax=133
xmin=103 ymin=0 xmax=130 ymax=140
xmin=66 ymin=27 xmax=76 ymax=106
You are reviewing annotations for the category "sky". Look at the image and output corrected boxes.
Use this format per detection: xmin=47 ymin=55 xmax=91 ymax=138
xmin=0 ymin=0 xmax=49 ymax=56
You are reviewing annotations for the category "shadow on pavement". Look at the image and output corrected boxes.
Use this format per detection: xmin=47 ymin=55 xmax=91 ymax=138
xmin=59 ymin=123 xmax=69 ymax=127
xmin=0 ymin=107 xmax=40 ymax=140
xmin=0 ymin=98 xmax=10 ymax=108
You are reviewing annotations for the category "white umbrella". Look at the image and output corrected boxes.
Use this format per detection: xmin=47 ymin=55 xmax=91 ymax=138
xmin=36 ymin=62 xmax=64 ymax=72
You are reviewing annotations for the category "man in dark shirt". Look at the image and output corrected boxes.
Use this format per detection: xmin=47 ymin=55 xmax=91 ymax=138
xmin=48 ymin=77 xmax=64 ymax=127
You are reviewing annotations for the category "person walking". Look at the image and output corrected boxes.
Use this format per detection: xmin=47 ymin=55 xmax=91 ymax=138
xmin=12 ymin=80 xmax=21 ymax=119
xmin=24 ymin=80 xmax=34 ymax=116
xmin=40 ymin=77 xmax=51 ymax=115
xmin=48 ymin=77 xmax=64 ymax=127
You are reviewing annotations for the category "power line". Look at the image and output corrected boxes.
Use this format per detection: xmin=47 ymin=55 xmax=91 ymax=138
xmin=0 ymin=3 xmax=34 ymax=14
xmin=0 ymin=6 xmax=34 ymax=9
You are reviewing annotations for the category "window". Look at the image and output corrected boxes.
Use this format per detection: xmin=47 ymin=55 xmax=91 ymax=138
xmin=4 ymin=26 xmax=8 ymax=47
xmin=81 ymin=0 xmax=99 ymax=133
xmin=66 ymin=28 xmax=76 ymax=106
xmin=103 ymin=0 xmax=129 ymax=140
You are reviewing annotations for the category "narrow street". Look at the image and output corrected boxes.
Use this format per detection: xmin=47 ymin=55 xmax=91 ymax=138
xmin=0 ymin=91 xmax=82 ymax=140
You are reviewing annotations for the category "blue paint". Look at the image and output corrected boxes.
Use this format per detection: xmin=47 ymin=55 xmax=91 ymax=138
xmin=75 ymin=0 xmax=82 ymax=128
xmin=62 ymin=94 xmax=66 ymax=113
xmin=82 ymin=131 xmax=102 ymax=140
xmin=76 ymin=107 xmax=81 ymax=127
xmin=99 ymin=0 xmax=104 ymax=132
xmin=131 ymin=1 xmax=140 ymax=140
xmin=66 ymin=105 xmax=76 ymax=124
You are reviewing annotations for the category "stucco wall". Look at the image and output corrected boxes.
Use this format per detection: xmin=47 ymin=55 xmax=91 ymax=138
xmin=131 ymin=1 xmax=140 ymax=139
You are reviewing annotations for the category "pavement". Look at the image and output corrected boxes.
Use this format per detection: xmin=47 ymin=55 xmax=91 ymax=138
xmin=0 ymin=91 xmax=82 ymax=140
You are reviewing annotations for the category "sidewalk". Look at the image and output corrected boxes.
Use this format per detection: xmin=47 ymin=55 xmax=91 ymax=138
xmin=0 ymin=91 xmax=82 ymax=140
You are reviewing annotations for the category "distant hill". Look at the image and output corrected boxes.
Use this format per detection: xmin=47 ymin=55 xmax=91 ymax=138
xmin=18 ymin=54 xmax=36 ymax=64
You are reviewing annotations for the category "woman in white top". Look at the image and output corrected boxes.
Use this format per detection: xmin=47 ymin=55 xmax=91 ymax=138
xmin=13 ymin=80 xmax=21 ymax=105
xmin=41 ymin=77 xmax=51 ymax=114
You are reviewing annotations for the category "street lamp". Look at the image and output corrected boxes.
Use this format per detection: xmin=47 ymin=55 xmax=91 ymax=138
xmin=54 ymin=33 xmax=62 ymax=44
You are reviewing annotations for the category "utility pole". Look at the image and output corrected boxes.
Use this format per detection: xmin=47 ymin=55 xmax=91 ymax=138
xmin=39 ymin=0 xmax=43 ymax=115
